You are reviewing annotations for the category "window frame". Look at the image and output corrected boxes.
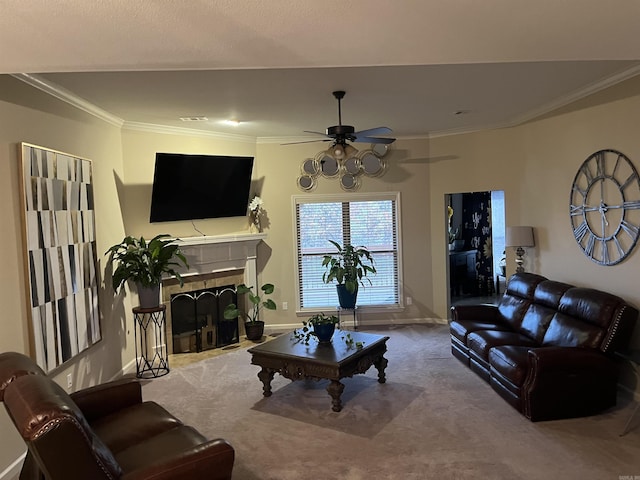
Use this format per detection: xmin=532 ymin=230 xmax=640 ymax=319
xmin=292 ymin=192 xmax=404 ymax=314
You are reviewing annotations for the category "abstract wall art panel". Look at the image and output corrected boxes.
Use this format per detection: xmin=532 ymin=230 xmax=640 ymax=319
xmin=19 ymin=143 xmax=101 ymax=372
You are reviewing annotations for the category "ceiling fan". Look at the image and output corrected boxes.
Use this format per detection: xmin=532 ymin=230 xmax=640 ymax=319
xmin=284 ymin=90 xmax=396 ymax=148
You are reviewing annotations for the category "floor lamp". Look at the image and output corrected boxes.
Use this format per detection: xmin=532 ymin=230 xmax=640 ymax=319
xmin=505 ymin=226 xmax=535 ymax=273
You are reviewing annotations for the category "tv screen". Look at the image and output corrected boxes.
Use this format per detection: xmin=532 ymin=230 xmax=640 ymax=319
xmin=149 ymin=153 xmax=254 ymax=222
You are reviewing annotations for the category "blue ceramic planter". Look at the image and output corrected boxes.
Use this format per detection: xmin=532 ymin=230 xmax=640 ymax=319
xmin=313 ymin=323 xmax=336 ymax=343
xmin=336 ymin=284 xmax=358 ymax=309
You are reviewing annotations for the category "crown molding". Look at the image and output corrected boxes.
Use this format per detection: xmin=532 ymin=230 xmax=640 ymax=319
xmin=122 ymin=121 xmax=256 ymax=143
xmin=504 ymin=63 xmax=640 ymax=128
xmin=12 ymin=73 xmax=125 ymax=127
xmin=13 ymin=64 xmax=640 ymax=144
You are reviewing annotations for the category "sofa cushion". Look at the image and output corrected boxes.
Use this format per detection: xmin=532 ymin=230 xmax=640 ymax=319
xmin=558 ymin=288 xmax=626 ymax=329
xmin=449 ymin=319 xmax=509 ymax=344
xmin=467 ymin=330 xmax=538 ymax=361
xmin=489 ymin=345 xmax=531 ymax=387
xmin=542 ymin=312 xmax=605 ymax=348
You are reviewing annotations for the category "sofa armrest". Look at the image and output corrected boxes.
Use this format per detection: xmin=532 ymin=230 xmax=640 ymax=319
xmin=523 ymin=346 xmax=619 ymax=421
xmin=71 ymin=376 xmax=143 ymax=421
xmin=451 ymin=304 xmax=499 ymax=322
xmin=121 ymin=438 xmax=235 ymax=480
xmin=527 ymin=347 xmax=617 ymax=375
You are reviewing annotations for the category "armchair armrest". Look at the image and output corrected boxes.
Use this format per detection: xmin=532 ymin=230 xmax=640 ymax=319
xmin=121 ymin=438 xmax=235 ymax=480
xmin=451 ymin=304 xmax=499 ymax=322
xmin=71 ymin=376 xmax=143 ymax=421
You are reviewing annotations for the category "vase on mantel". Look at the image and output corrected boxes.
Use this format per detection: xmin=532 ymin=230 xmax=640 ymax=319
xmin=250 ymin=215 xmax=262 ymax=233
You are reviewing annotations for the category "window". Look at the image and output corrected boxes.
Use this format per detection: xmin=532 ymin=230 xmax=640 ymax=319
xmin=294 ymin=192 xmax=402 ymax=311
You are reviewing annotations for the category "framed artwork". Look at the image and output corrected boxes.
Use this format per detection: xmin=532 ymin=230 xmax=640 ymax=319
xmin=19 ymin=143 xmax=101 ymax=372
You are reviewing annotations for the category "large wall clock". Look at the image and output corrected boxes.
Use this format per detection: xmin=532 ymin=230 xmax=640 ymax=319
xmin=570 ymin=149 xmax=640 ymax=265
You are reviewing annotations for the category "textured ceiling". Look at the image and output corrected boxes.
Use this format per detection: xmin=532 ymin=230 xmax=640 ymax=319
xmin=2 ymin=1 xmax=640 ymax=140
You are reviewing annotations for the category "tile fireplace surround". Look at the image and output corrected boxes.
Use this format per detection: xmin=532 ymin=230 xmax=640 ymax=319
xmin=161 ymin=233 xmax=266 ymax=354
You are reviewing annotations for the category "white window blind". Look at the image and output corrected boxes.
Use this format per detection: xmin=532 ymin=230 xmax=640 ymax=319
xmin=294 ymin=193 xmax=401 ymax=310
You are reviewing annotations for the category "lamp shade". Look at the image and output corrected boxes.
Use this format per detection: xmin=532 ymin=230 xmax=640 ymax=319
xmin=505 ymin=226 xmax=535 ymax=247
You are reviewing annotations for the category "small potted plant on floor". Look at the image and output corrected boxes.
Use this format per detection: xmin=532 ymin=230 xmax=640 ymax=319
xmin=322 ymin=240 xmax=376 ymax=308
xmin=105 ymin=234 xmax=188 ymax=308
xmin=223 ymin=283 xmax=276 ymax=341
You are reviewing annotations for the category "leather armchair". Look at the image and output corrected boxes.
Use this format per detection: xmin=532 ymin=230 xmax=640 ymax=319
xmin=0 ymin=352 xmax=234 ymax=480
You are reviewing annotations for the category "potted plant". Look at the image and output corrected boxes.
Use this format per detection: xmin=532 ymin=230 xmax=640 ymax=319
xmin=223 ymin=283 xmax=276 ymax=341
xmin=292 ymin=312 xmax=339 ymax=344
xmin=322 ymin=240 xmax=376 ymax=308
xmin=105 ymin=234 xmax=189 ymax=308
xmin=292 ymin=313 xmax=363 ymax=348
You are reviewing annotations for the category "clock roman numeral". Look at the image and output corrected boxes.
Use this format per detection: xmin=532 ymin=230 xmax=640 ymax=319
xmin=621 ymin=171 xmax=639 ymax=191
xmin=596 ymin=153 xmax=605 ymax=178
xmin=570 ymin=204 xmax=585 ymax=216
xmin=613 ymin=236 xmax=625 ymax=257
xmin=601 ymin=239 xmax=609 ymax=264
xmin=620 ymin=219 xmax=640 ymax=239
xmin=623 ymin=200 xmax=640 ymax=209
xmin=580 ymin=163 xmax=594 ymax=183
xmin=572 ymin=185 xmax=588 ymax=198
xmin=573 ymin=221 xmax=588 ymax=242
xmin=585 ymin=233 xmax=596 ymax=256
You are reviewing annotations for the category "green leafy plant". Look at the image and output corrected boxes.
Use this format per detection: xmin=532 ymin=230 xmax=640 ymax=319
xmin=321 ymin=240 xmax=376 ymax=294
xmin=105 ymin=234 xmax=188 ymax=291
xmin=291 ymin=312 xmax=363 ymax=348
xmin=223 ymin=283 xmax=276 ymax=324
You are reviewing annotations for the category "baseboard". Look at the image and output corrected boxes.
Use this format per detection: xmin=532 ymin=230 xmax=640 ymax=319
xmin=0 ymin=451 xmax=25 ymax=480
xmin=265 ymin=317 xmax=447 ymax=334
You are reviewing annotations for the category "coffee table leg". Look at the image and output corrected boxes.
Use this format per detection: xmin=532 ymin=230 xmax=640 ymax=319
xmin=374 ymin=355 xmax=388 ymax=383
xmin=327 ymin=380 xmax=345 ymax=412
xmin=257 ymin=368 xmax=275 ymax=397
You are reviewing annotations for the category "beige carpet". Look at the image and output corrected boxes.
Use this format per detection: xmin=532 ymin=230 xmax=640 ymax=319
xmin=142 ymin=324 xmax=640 ymax=480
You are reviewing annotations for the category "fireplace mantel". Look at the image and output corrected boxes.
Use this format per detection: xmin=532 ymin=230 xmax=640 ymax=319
xmin=171 ymin=233 xmax=266 ymax=288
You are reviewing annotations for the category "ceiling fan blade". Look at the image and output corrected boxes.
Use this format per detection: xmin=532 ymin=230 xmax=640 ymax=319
xmin=354 ymin=136 xmax=396 ymax=144
xmin=303 ymin=130 xmax=333 ymax=138
xmin=281 ymin=139 xmax=332 ymax=145
xmin=353 ymin=126 xmax=392 ymax=138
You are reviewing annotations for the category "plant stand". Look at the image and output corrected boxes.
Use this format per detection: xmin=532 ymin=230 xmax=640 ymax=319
xmin=337 ymin=306 xmax=358 ymax=331
xmin=132 ymin=305 xmax=169 ymax=378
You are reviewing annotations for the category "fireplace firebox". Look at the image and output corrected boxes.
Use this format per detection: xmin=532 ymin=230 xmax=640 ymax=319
xmin=170 ymin=285 xmax=238 ymax=353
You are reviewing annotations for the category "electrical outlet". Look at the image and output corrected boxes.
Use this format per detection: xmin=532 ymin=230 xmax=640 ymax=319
xmin=282 ymin=302 xmax=288 ymax=310
xmin=406 ymin=296 xmax=413 ymax=306
xmin=67 ymin=373 xmax=73 ymax=390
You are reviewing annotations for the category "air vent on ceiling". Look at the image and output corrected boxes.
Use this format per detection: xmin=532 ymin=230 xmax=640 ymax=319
xmin=179 ymin=116 xmax=209 ymax=122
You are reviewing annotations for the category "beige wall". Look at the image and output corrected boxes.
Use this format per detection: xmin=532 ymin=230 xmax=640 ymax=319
xmin=427 ymin=80 xmax=640 ymax=347
xmin=2 ymin=73 xmax=640 ymax=474
xmin=0 ymin=76 xmax=128 ymax=474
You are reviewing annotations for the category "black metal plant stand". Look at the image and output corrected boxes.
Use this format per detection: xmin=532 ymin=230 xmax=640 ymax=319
xmin=133 ymin=305 xmax=170 ymax=378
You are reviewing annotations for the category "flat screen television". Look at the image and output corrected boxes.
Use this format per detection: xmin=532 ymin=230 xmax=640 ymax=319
xmin=149 ymin=152 xmax=254 ymax=222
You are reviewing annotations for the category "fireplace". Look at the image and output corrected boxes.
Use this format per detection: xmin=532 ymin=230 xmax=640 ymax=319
xmin=160 ymin=233 xmax=266 ymax=355
xmin=170 ymin=285 xmax=238 ymax=353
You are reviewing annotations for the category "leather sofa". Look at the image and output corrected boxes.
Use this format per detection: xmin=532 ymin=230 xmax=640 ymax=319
xmin=0 ymin=352 xmax=235 ymax=479
xmin=450 ymin=272 xmax=638 ymax=421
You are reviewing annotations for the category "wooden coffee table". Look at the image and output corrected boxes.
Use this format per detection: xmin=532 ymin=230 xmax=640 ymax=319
xmin=248 ymin=330 xmax=389 ymax=412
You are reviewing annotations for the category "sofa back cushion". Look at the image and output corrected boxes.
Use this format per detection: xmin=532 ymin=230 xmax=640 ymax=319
xmin=497 ymin=273 xmax=547 ymax=330
xmin=3 ymin=374 xmax=123 ymax=479
xmin=542 ymin=288 xmax=635 ymax=351
xmin=519 ymin=280 xmax=573 ymax=342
